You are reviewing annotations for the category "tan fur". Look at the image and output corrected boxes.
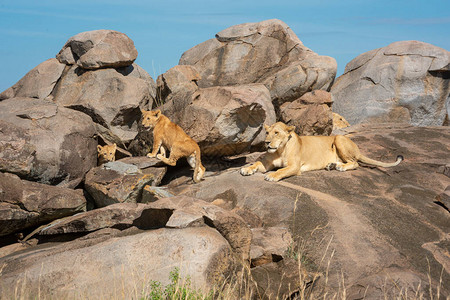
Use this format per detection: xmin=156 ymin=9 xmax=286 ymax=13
xmin=240 ymin=122 xmax=403 ymax=182
xmin=97 ymin=143 xmax=117 ymax=165
xmin=141 ymin=109 xmax=206 ymax=183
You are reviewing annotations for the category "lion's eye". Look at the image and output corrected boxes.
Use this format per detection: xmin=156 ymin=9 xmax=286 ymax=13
xmin=274 ymin=132 xmax=278 ymax=135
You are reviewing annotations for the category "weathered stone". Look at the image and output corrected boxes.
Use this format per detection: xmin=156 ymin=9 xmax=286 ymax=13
xmin=280 ymin=102 xmax=333 ymax=136
xmin=180 ymin=19 xmax=337 ymax=109
xmin=52 ymin=64 xmax=155 ymax=144
xmin=0 ymin=172 xmax=86 ymax=237
xmin=36 ymin=203 xmax=172 ymax=235
xmin=279 ymin=90 xmax=333 ymax=136
xmin=0 ymin=58 xmax=65 ymax=101
xmin=85 ymin=159 xmax=167 ymax=208
xmin=0 ymin=98 xmax=97 ymax=187
xmin=148 ymin=196 xmax=252 ymax=260
xmin=56 ymin=30 xmax=138 ymax=69
xmin=159 ymin=84 xmax=276 ymax=156
xmin=332 ymin=41 xmax=450 ymax=126
xmin=156 ymin=65 xmax=201 ymax=105
xmin=251 ymin=258 xmax=316 ymax=300
xmin=250 ymin=227 xmax=293 ymax=267
xmin=0 ymin=227 xmax=236 ymax=299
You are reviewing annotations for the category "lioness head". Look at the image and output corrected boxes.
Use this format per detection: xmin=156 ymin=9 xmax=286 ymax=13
xmin=264 ymin=122 xmax=295 ymax=153
xmin=97 ymin=143 xmax=117 ymax=163
xmin=141 ymin=109 xmax=161 ymax=129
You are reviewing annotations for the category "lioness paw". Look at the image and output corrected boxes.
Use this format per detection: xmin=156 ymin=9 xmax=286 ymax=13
xmin=240 ymin=167 xmax=255 ymax=176
xmin=156 ymin=154 xmax=165 ymax=160
xmin=264 ymin=173 xmax=280 ymax=182
xmin=147 ymin=153 xmax=156 ymax=158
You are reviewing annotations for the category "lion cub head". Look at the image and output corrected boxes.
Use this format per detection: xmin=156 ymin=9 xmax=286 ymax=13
xmin=97 ymin=143 xmax=117 ymax=165
xmin=264 ymin=122 xmax=295 ymax=153
xmin=141 ymin=109 xmax=161 ymax=129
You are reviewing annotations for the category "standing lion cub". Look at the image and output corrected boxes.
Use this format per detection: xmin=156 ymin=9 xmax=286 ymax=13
xmin=141 ymin=109 xmax=206 ymax=183
xmin=241 ymin=122 xmax=403 ymax=182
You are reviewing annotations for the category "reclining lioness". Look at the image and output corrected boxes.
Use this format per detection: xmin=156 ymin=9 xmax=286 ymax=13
xmin=141 ymin=109 xmax=206 ymax=183
xmin=240 ymin=122 xmax=403 ymax=182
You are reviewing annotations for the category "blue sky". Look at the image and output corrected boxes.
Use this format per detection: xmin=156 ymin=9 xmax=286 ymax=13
xmin=1 ymin=0 xmax=449 ymax=92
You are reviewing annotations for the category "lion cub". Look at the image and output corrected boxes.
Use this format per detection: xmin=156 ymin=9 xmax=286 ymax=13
xmin=97 ymin=143 xmax=117 ymax=165
xmin=241 ymin=122 xmax=403 ymax=182
xmin=141 ymin=109 xmax=206 ymax=183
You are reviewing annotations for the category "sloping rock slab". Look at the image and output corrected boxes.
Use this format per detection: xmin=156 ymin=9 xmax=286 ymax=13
xmin=0 ymin=172 xmax=86 ymax=237
xmin=0 ymin=227 xmax=235 ymax=299
xmin=332 ymin=40 xmax=450 ymax=126
xmin=168 ymin=124 xmax=450 ymax=298
xmin=0 ymin=98 xmax=97 ymax=187
xmin=85 ymin=158 xmax=167 ymax=207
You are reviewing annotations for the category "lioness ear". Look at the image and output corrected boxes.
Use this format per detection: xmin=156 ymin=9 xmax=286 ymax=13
xmin=112 ymin=143 xmax=117 ymax=150
xmin=264 ymin=124 xmax=270 ymax=132
xmin=154 ymin=109 xmax=161 ymax=118
xmin=287 ymin=125 xmax=296 ymax=133
xmin=97 ymin=145 xmax=103 ymax=151
xmin=140 ymin=108 xmax=146 ymax=115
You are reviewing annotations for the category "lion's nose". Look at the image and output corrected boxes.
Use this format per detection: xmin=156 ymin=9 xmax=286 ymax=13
xmin=265 ymin=141 xmax=270 ymax=147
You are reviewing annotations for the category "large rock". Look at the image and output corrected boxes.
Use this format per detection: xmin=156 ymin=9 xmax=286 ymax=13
xmin=0 ymin=29 xmax=156 ymax=146
xmin=0 ymin=58 xmax=65 ymax=101
xmin=159 ymin=84 xmax=276 ymax=156
xmin=52 ymin=64 xmax=155 ymax=144
xmin=179 ymin=19 xmax=337 ymax=109
xmin=0 ymin=98 xmax=97 ymax=187
xmin=0 ymin=172 xmax=86 ymax=237
xmin=0 ymin=227 xmax=235 ymax=299
xmin=280 ymin=90 xmax=333 ymax=135
xmin=56 ymin=30 xmax=138 ymax=69
xmin=168 ymin=124 xmax=450 ymax=298
xmin=85 ymin=157 xmax=167 ymax=208
xmin=332 ymin=41 xmax=450 ymax=126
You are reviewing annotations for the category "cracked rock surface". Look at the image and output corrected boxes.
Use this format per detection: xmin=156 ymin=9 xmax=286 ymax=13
xmin=332 ymin=40 xmax=450 ymax=126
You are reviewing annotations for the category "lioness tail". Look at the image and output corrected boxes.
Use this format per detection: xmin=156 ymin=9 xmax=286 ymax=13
xmin=359 ymin=155 xmax=403 ymax=168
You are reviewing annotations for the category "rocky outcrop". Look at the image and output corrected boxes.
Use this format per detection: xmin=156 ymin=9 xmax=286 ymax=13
xmin=0 ymin=172 xmax=86 ymax=237
xmin=280 ymin=90 xmax=333 ymax=135
xmin=179 ymin=19 xmax=337 ymax=111
xmin=56 ymin=30 xmax=138 ymax=69
xmin=85 ymin=157 xmax=167 ymax=208
xmin=0 ymin=29 xmax=156 ymax=146
xmin=0 ymin=98 xmax=97 ymax=187
xmin=167 ymin=124 xmax=450 ymax=298
xmin=0 ymin=196 xmax=254 ymax=298
xmin=332 ymin=41 xmax=450 ymax=126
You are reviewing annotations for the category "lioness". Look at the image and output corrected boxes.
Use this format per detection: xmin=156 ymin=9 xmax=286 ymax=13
xmin=240 ymin=122 xmax=403 ymax=182
xmin=97 ymin=143 xmax=117 ymax=165
xmin=141 ymin=109 xmax=206 ymax=183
